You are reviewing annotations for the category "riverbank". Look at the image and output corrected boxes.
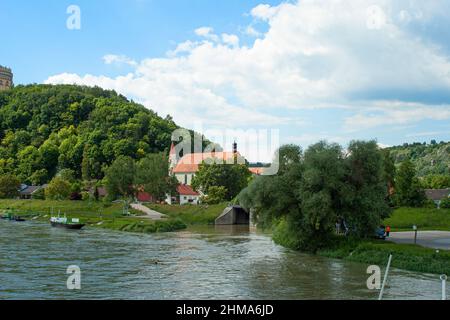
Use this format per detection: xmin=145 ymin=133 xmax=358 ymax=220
xmin=317 ymin=237 xmax=450 ymax=275
xmin=0 ymin=200 xmax=186 ymax=234
xmin=272 ymin=206 xmax=450 ymax=275
xmin=146 ymin=203 xmax=229 ymax=225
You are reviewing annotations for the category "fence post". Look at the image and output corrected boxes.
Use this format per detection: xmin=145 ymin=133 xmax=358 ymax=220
xmin=378 ymin=254 xmax=393 ymax=300
xmin=441 ymin=275 xmax=447 ymax=300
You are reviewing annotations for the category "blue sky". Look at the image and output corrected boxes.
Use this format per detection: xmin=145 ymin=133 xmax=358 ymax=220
xmin=1 ymin=0 xmax=450 ymax=162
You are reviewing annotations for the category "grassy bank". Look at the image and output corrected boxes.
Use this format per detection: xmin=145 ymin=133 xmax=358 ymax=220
xmin=146 ymin=202 xmax=228 ymax=225
xmin=0 ymin=199 xmax=186 ymax=234
xmin=318 ymin=237 xmax=450 ymax=275
xmin=384 ymin=207 xmax=450 ymax=231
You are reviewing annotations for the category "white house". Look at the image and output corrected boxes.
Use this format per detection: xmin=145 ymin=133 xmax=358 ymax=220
xmin=166 ymin=184 xmax=201 ymax=205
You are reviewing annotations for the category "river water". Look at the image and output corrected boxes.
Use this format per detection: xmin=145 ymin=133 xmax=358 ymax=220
xmin=0 ymin=220 xmax=447 ymax=300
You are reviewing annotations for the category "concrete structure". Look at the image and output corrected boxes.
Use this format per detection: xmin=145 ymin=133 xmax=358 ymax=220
xmin=425 ymin=189 xmax=450 ymax=208
xmin=215 ymin=206 xmax=249 ymax=225
xmin=0 ymin=66 xmax=13 ymax=91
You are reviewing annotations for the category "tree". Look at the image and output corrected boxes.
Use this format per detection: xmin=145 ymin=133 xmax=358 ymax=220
xmin=238 ymin=141 xmax=391 ymax=252
xmin=342 ymin=141 xmax=390 ymax=237
xmin=395 ymin=160 xmax=426 ymax=207
xmin=382 ymin=149 xmax=396 ymax=196
xmin=0 ymin=174 xmax=20 ymax=199
xmin=201 ymin=186 xmax=228 ymax=204
xmin=297 ymin=141 xmax=345 ymax=250
xmin=192 ymin=159 xmax=251 ymax=200
xmin=104 ymin=156 xmax=136 ymax=199
xmin=45 ymin=176 xmax=71 ymax=200
xmin=135 ymin=153 xmax=178 ymax=201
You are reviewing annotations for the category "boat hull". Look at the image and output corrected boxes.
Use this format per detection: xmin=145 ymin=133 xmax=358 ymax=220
xmin=51 ymin=222 xmax=85 ymax=230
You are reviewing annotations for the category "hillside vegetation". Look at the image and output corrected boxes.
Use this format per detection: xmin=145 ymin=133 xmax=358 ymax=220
xmin=388 ymin=141 xmax=450 ymax=177
xmin=0 ymin=84 xmax=190 ymax=184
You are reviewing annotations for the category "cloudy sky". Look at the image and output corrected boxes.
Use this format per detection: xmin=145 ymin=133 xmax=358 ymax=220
xmin=2 ymin=0 xmax=450 ymax=161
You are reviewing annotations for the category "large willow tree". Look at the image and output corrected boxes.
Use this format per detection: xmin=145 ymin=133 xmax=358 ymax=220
xmin=238 ymin=140 xmax=391 ymax=252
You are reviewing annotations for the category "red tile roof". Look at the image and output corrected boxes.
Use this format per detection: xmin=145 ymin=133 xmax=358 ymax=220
xmin=137 ymin=192 xmax=153 ymax=202
xmin=172 ymin=152 xmax=243 ymax=173
xmin=249 ymin=167 xmax=265 ymax=175
xmin=177 ymin=184 xmax=200 ymax=196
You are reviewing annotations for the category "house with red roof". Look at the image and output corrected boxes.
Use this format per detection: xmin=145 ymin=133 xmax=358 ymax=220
xmin=166 ymin=184 xmax=201 ymax=205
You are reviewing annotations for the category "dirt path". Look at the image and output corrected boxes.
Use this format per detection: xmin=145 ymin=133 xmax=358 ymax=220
xmin=130 ymin=203 xmax=167 ymax=220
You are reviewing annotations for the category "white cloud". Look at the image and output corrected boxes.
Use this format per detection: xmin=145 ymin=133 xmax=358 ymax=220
xmin=46 ymin=0 xmax=450 ymax=137
xmin=102 ymin=54 xmax=137 ymax=66
xmin=250 ymin=4 xmax=281 ymax=21
xmin=344 ymin=102 xmax=450 ymax=131
xmin=194 ymin=27 xmax=219 ymax=42
xmin=243 ymin=26 xmax=262 ymax=37
xmin=221 ymin=34 xmax=239 ymax=47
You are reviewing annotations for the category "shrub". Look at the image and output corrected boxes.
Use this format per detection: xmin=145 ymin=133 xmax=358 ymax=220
xmin=423 ymin=199 xmax=437 ymax=209
xmin=201 ymin=186 xmax=228 ymax=204
xmin=45 ymin=177 xmax=71 ymax=200
xmin=440 ymin=197 xmax=450 ymax=209
xmin=0 ymin=174 xmax=20 ymax=199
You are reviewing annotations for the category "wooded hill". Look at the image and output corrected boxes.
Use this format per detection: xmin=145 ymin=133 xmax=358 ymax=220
xmin=388 ymin=141 xmax=450 ymax=177
xmin=0 ymin=84 xmax=202 ymax=184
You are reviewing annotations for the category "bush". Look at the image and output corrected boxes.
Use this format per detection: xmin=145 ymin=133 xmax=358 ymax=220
xmin=441 ymin=197 xmax=450 ymax=209
xmin=0 ymin=174 xmax=20 ymax=199
xmin=201 ymin=186 xmax=227 ymax=204
xmin=423 ymin=199 xmax=437 ymax=209
xmin=45 ymin=177 xmax=71 ymax=200
xmin=80 ymin=191 xmax=91 ymax=201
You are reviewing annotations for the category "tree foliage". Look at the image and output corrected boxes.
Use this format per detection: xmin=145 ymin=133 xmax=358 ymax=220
xmin=192 ymin=158 xmax=251 ymax=200
xmin=0 ymin=174 xmax=20 ymax=199
xmin=45 ymin=176 xmax=72 ymax=200
xmin=104 ymin=156 xmax=137 ymax=199
xmin=0 ymin=84 xmax=179 ymax=184
xmin=135 ymin=153 xmax=178 ymax=201
xmin=388 ymin=141 xmax=450 ymax=176
xmin=238 ymin=140 xmax=391 ymax=252
xmin=201 ymin=186 xmax=228 ymax=204
xmin=394 ymin=160 xmax=426 ymax=207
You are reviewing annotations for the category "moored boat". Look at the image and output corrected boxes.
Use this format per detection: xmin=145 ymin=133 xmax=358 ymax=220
xmin=1 ymin=211 xmax=26 ymax=222
xmin=50 ymin=216 xmax=85 ymax=230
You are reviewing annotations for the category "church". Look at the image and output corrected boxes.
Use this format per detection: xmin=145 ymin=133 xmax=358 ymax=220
xmin=169 ymin=141 xmax=245 ymax=186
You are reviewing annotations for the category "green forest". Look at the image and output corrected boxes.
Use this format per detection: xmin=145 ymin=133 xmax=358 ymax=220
xmin=0 ymin=84 xmax=192 ymax=185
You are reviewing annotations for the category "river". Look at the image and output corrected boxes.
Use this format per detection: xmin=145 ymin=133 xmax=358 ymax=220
xmin=0 ymin=220 xmax=447 ymax=300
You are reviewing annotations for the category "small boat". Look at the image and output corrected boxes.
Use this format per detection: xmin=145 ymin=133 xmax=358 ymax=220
xmin=50 ymin=216 xmax=85 ymax=230
xmin=1 ymin=212 xmax=26 ymax=222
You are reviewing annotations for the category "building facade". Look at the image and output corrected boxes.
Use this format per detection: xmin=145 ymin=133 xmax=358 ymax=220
xmin=0 ymin=66 xmax=13 ymax=91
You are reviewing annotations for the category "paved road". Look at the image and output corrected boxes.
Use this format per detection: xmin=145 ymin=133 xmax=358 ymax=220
xmin=388 ymin=231 xmax=450 ymax=250
xmin=130 ymin=203 xmax=167 ymax=220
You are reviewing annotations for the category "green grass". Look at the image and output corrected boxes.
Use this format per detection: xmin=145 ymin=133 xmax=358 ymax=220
xmin=384 ymin=207 xmax=450 ymax=231
xmin=146 ymin=202 xmax=228 ymax=225
xmin=0 ymin=199 xmax=186 ymax=234
xmin=318 ymin=237 xmax=450 ymax=275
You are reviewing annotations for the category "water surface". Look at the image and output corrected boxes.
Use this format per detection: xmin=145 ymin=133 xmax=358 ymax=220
xmin=0 ymin=220 xmax=447 ymax=300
